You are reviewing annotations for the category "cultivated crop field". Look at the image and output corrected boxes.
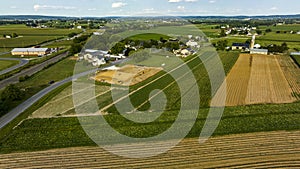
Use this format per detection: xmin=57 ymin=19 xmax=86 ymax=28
xmin=0 ymin=24 xmax=82 ymax=49
xmin=0 ymin=24 xmax=82 ymax=36
xmin=213 ymin=54 xmax=300 ymax=106
xmin=0 ymin=130 xmax=299 ymax=168
xmin=28 ymin=50 xmax=238 ymax=120
xmin=257 ymin=32 xmax=300 ymax=42
xmin=0 ymin=36 xmax=63 ymax=48
xmin=1 ymin=101 xmax=300 ymax=153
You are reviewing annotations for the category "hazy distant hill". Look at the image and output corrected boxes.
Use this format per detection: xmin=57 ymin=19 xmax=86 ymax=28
xmin=0 ymin=14 xmax=299 ymax=20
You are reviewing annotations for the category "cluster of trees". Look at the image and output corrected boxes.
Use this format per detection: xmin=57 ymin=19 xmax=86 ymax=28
xmin=266 ymin=28 xmax=272 ymax=33
xmin=68 ymin=32 xmax=78 ymax=38
xmin=69 ymin=34 xmax=91 ymax=55
xmin=220 ymin=29 xmax=227 ymax=37
xmin=2 ymin=33 xmax=18 ymax=38
xmin=265 ymin=42 xmax=289 ymax=53
xmin=0 ymin=85 xmax=24 ymax=116
xmin=110 ymin=37 xmax=181 ymax=55
xmin=212 ymin=40 xmax=228 ymax=51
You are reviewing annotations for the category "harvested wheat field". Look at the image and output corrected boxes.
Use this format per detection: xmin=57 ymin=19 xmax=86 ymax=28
xmin=276 ymin=55 xmax=300 ymax=98
xmin=93 ymin=65 xmax=162 ymax=86
xmin=213 ymin=54 xmax=299 ymax=106
xmin=0 ymin=130 xmax=299 ymax=168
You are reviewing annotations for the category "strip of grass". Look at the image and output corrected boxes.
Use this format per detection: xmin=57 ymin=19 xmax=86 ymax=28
xmin=0 ymin=101 xmax=299 ymax=154
xmin=0 ymin=60 xmax=19 ymax=71
xmin=291 ymin=55 xmax=300 ymax=68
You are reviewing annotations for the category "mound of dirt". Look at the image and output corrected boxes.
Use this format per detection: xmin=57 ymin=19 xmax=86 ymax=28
xmin=93 ymin=65 xmax=162 ymax=86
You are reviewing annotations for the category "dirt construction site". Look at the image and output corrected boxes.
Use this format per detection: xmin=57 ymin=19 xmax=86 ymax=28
xmin=213 ymin=54 xmax=300 ymax=106
xmin=93 ymin=65 xmax=162 ymax=86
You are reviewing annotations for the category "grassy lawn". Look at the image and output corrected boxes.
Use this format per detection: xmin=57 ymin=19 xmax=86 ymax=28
xmin=17 ymin=58 xmax=85 ymax=89
xmin=0 ymin=60 xmax=19 ymax=71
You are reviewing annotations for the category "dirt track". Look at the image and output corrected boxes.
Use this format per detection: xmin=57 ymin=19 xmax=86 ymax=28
xmin=0 ymin=130 xmax=299 ymax=168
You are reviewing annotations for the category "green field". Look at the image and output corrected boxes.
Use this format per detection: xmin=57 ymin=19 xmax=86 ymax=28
xmin=291 ymin=55 xmax=300 ymax=67
xmin=195 ymin=24 xmax=220 ymax=38
xmin=0 ymin=36 xmax=63 ymax=48
xmin=0 ymin=24 xmax=82 ymax=50
xmin=0 ymin=50 xmax=241 ymax=154
xmin=0 ymin=23 xmax=300 ymax=155
xmin=0 ymin=24 xmax=82 ymax=36
xmin=0 ymin=60 xmax=19 ymax=71
xmin=0 ymin=101 xmax=299 ymax=154
xmin=260 ymin=24 xmax=300 ymax=32
xmin=126 ymin=33 xmax=170 ymax=41
xmin=44 ymin=40 xmax=73 ymax=48
xmin=211 ymin=36 xmax=250 ymax=46
xmin=257 ymin=32 xmax=300 ymax=42
xmin=17 ymin=58 xmax=89 ymax=89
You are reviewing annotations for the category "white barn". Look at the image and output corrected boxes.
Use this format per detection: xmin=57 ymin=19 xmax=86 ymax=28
xmin=250 ymin=49 xmax=268 ymax=55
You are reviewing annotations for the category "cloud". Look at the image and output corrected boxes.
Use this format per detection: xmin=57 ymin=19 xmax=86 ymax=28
xmin=88 ymin=8 xmax=97 ymax=11
xmin=168 ymin=0 xmax=198 ymax=2
xmin=33 ymin=5 xmax=76 ymax=11
xmin=10 ymin=6 xmax=17 ymax=9
xmin=270 ymin=6 xmax=278 ymax=10
xmin=185 ymin=0 xmax=198 ymax=2
xmin=112 ymin=2 xmax=127 ymax=8
xmin=168 ymin=0 xmax=182 ymax=2
xmin=177 ymin=6 xmax=185 ymax=10
xmin=209 ymin=0 xmax=216 ymax=3
xmin=143 ymin=8 xmax=154 ymax=12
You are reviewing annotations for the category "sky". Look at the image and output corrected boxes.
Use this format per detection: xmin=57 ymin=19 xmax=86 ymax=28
xmin=1 ymin=0 xmax=300 ymax=17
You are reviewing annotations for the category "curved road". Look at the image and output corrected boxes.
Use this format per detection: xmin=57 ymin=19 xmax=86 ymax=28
xmin=0 ymin=57 xmax=29 ymax=76
xmin=0 ymin=52 xmax=69 ymax=89
xmin=0 ymin=69 xmax=96 ymax=129
xmin=0 ymin=59 xmax=127 ymax=129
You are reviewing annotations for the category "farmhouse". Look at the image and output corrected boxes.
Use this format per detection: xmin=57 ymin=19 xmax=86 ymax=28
xmin=186 ymin=40 xmax=199 ymax=48
xmin=232 ymin=43 xmax=250 ymax=50
xmin=11 ymin=48 xmax=51 ymax=56
xmin=250 ymin=49 xmax=268 ymax=55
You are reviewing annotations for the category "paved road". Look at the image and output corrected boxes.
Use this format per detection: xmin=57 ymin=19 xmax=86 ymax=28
xmin=0 ymin=58 xmax=29 ymax=76
xmin=0 ymin=59 xmax=125 ymax=129
xmin=0 ymin=68 xmax=97 ymax=129
xmin=0 ymin=52 xmax=69 ymax=89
